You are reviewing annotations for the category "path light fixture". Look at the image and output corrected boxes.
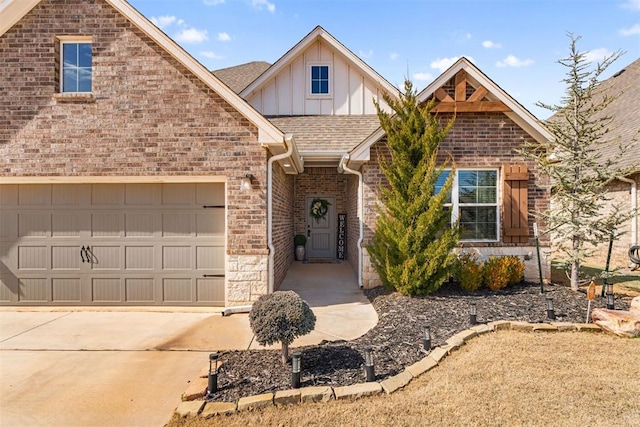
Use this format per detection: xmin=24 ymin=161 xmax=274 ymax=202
xmin=546 ymin=297 xmax=555 ymax=320
xmin=240 ymin=173 xmax=253 ymax=191
xmin=423 ymin=324 xmax=431 ymax=351
xmin=469 ymin=300 xmax=477 ymax=325
xmin=364 ymin=346 xmax=375 ymax=382
xmin=207 ymin=352 xmax=219 ymax=396
xmin=606 ymin=283 xmax=615 ymax=310
xmin=291 ymin=351 xmax=301 ymax=389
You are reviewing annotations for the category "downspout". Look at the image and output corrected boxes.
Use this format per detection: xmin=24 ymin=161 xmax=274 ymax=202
xmin=617 ymin=176 xmax=638 ymax=246
xmin=339 ymin=154 xmax=364 ymax=288
xmin=267 ymin=134 xmax=295 ymax=294
xmin=222 ymin=134 xmax=294 ymax=317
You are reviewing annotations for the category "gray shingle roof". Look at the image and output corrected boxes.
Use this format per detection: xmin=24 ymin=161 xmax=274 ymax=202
xmin=267 ymin=115 xmax=381 ymax=152
xmin=594 ymin=58 xmax=640 ymax=173
xmin=212 ymin=61 xmax=271 ymax=94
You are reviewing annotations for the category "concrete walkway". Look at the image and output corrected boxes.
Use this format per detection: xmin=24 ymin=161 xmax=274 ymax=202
xmin=0 ymin=261 xmax=377 ymax=426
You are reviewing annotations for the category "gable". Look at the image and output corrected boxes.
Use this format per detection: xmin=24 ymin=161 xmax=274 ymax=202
xmin=240 ymin=26 xmax=398 ymax=116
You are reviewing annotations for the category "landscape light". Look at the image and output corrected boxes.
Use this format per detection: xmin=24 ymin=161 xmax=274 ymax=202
xmin=364 ymin=346 xmax=375 ymax=382
xmin=207 ymin=352 xmax=219 ymax=396
xmin=546 ymin=297 xmax=555 ymax=320
xmin=423 ymin=324 xmax=432 ymax=351
xmin=291 ymin=351 xmax=301 ymax=389
xmin=606 ymin=283 xmax=614 ymax=309
xmin=469 ymin=300 xmax=477 ymax=325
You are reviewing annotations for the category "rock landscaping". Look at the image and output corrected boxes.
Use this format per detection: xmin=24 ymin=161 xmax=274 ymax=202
xmin=180 ymin=281 xmax=632 ymax=408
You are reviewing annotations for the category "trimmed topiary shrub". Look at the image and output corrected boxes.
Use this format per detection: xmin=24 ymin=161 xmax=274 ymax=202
xmin=455 ymin=251 xmax=484 ymax=292
xmin=249 ymin=290 xmax=316 ymax=364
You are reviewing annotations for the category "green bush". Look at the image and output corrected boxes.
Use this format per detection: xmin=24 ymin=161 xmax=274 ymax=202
xmin=249 ymin=291 xmax=316 ymax=364
xmin=455 ymin=252 xmax=484 ymax=292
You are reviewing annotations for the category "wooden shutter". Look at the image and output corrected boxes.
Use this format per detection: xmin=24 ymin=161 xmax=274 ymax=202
xmin=503 ymin=165 xmax=529 ymax=243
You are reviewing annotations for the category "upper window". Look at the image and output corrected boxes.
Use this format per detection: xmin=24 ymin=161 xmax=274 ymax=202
xmin=310 ymin=65 xmax=329 ymax=95
xmin=61 ymin=42 xmax=92 ymax=93
xmin=436 ymin=169 xmax=499 ymax=241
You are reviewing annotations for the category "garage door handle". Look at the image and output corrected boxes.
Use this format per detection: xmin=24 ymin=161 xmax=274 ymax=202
xmin=80 ymin=246 xmax=87 ymax=263
xmin=203 ymin=274 xmax=225 ymax=278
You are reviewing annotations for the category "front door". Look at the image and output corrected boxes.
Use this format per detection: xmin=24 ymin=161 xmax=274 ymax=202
xmin=306 ymin=196 xmax=335 ymax=259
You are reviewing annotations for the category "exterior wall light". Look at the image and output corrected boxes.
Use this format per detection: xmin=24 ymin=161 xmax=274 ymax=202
xmin=240 ymin=173 xmax=253 ymax=191
xmin=364 ymin=346 xmax=375 ymax=382
xmin=469 ymin=300 xmax=477 ymax=325
xmin=546 ymin=297 xmax=555 ymax=319
xmin=207 ymin=352 xmax=219 ymax=396
xmin=423 ymin=324 xmax=431 ymax=351
xmin=291 ymin=351 xmax=301 ymax=389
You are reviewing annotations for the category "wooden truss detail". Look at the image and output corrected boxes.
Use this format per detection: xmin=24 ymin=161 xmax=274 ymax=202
xmin=432 ymin=70 xmax=510 ymax=113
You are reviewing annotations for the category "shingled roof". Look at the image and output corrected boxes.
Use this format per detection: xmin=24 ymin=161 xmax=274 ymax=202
xmin=268 ymin=115 xmax=381 ymax=153
xmin=592 ymin=58 xmax=640 ymax=174
xmin=213 ymin=61 xmax=271 ymax=94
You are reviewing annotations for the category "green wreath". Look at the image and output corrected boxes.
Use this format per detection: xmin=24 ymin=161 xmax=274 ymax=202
xmin=310 ymin=198 xmax=331 ymax=223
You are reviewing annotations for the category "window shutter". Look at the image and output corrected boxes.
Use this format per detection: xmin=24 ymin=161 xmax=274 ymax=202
xmin=503 ymin=165 xmax=529 ymax=243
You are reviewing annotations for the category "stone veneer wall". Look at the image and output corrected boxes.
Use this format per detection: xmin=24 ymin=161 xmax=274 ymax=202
xmin=361 ymin=112 xmax=551 ymax=288
xmin=0 ymin=0 xmax=271 ymax=305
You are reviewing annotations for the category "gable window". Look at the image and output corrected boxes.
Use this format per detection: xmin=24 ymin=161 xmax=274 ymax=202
xmin=436 ymin=169 xmax=499 ymax=241
xmin=310 ymin=65 xmax=329 ymax=95
xmin=61 ymin=41 xmax=92 ymax=93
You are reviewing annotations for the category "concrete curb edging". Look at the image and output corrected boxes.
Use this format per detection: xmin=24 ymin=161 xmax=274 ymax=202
xmin=176 ymin=321 xmax=602 ymax=419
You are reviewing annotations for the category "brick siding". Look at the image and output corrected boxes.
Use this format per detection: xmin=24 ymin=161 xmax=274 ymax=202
xmin=272 ymin=162 xmax=294 ymax=289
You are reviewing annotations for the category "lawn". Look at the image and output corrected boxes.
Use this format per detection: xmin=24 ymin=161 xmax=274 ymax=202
xmin=551 ymin=262 xmax=640 ymax=297
xmin=168 ymin=331 xmax=640 ymax=427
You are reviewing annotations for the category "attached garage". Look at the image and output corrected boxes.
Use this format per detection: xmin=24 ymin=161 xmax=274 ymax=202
xmin=0 ymin=183 xmax=226 ymax=306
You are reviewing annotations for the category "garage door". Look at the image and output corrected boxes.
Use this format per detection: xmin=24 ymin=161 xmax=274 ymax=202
xmin=0 ymin=183 xmax=225 ymax=306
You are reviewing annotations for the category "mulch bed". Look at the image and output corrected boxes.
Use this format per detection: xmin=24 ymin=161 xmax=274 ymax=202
xmin=207 ymin=282 xmax=631 ymax=402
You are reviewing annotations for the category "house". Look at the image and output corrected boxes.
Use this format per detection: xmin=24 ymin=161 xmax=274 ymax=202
xmin=0 ymin=0 xmax=552 ymax=308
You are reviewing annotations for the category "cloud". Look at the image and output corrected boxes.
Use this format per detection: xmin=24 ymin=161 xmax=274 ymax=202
xmin=413 ymin=72 xmax=433 ymax=81
xmin=174 ymin=28 xmax=209 ymax=43
xmin=430 ymin=56 xmax=473 ymax=73
xmin=203 ymin=0 xmax=225 ymax=5
xmin=359 ymin=49 xmax=373 ymax=59
xmin=150 ymin=15 xmax=177 ymax=29
xmin=482 ymin=40 xmax=502 ymax=49
xmin=621 ymin=0 xmax=640 ymax=10
xmin=201 ymin=51 xmax=224 ymax=59
xmin=252 ymin=0 xmax=275 ymax=13
xmin=390 ymin=52 xmax=399 ymax=60
xmin=583 ymin=48 xmax=613 ymax=62
xmin=620 ymin=23 xmax=640 ymax=36
xmin=217 ymin=32 xmax=231 ymax=42
xmin=496 ymin=55 xmax=534 ymax=68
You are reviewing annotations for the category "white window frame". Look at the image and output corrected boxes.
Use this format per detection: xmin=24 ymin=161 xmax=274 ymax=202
xmin=308 ymin=63 xmax=332 ymax=97
xmin=439 ymin=168 xmax=500 ymax=242
xmin=58 ymin=36 xmax=93 ymax=93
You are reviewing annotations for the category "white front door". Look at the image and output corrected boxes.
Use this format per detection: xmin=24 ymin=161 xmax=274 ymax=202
xmin=306 ymin=196 xmax=335 ymax=259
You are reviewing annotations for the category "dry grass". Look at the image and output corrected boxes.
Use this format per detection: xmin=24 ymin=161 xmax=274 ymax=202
xmin=168 ymin=331 xmax=640 ymax=427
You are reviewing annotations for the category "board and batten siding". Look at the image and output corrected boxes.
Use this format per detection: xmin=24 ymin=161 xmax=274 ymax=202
xmin=246 ymin=39 xmax=389 ymax=116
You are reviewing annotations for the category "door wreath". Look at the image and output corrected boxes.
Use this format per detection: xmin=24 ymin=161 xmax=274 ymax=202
xmin=310 ymin=198 xmax=331 ymax=223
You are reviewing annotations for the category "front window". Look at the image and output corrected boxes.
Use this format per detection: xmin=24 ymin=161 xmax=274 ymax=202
xmin=437 ymin=169 xmax=499 ymax=241
xmin=310 ymin=65 xmax=329 ymax=95
xmin=61 ymin=42 xmax=92 ymax=93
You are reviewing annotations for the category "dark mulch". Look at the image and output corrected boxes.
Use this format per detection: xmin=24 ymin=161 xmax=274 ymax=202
xmin=207 ymin=282 xmax=631 ymax=402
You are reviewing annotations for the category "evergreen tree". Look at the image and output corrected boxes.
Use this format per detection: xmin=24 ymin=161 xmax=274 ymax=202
xmin=368 ymin=80 xmax=459 ymax=296
xmin=522 ymin=34 xmax=632 ymax=291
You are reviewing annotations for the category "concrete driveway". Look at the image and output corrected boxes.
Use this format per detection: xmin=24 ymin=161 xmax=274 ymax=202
xmin=0 ymin=263 xmax=377 ymax=426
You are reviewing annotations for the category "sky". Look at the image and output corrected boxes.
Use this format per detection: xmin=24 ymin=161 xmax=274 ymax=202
xmin=129 ymin=0 xmax=640 ymax=119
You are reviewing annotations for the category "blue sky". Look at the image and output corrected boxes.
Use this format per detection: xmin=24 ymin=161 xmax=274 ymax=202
xmin=129 ymin=0 xmax=640 ymax=119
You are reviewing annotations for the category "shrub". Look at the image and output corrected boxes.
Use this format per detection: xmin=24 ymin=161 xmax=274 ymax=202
xmin=249 ymin=291 xmax=316 ymax=364
xmin=504 ymin=255 xmax=525 ymax=286
xmin=482 ymin=257 xmax=510 ymax=291
xmin=294 ymin=234 xmax=307 ymax=246
xmin=455 ymin=252 xmax=483 ymax=292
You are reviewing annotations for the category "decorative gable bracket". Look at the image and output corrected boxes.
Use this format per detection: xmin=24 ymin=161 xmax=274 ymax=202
xmin=431 ymin=70 xmax=511 ymax=113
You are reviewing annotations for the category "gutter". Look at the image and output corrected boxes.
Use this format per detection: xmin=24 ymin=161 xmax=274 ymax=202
xmin=266 ymin=134 xmax=295 ymax=294
xmin=339 ymin=154 xmax=364 ymax=288
xmin=617 ymin=176 xmax=638 ymax=246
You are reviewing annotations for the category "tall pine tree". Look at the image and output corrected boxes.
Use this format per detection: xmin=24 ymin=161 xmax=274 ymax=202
xmin=368 ymin=80 xmax=459 ymax=296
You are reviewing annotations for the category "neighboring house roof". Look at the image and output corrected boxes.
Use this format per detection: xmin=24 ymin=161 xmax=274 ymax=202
xmin=0 ymin=0 xmax=303 ymax=173
xmin=268 ymin=115 xmax=381 ymax=155
xmin=240 ymin=25 xmax=399 ymax=101
xmin=213 ymin=61 xmax=271 ymax=94
xmin=349 ymin=57 xmax=554 ymax=167
xmin=587 ymin=58 xmax=639 ymax=174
